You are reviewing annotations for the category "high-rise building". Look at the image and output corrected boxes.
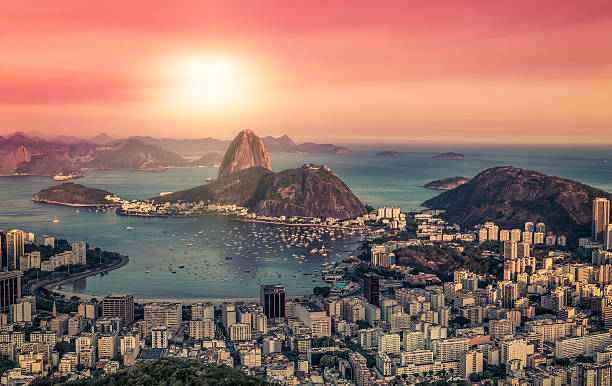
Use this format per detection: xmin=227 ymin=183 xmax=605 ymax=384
xmin=191 ymin=302 xmax=214 ymax=320
xmin=189 ymin=318 xmax=215 ymax=340
xmin=593 ymin=198 xmax=610 ymax=243
xmin=503 ymin=241 xmax=517 ymax=260
xmin=524 ymin=222 xmax=535 ymax=233
xmin=604 ymin=224 xmax=612 ymax=251
xmin=6 ymin=230 xmax=24 ymax=271
xmin=460 ymin=350 xmax=484 ymax=380
xmin=0 ymin=271 xmax=22 ymax=313
xmin=222 ymin=303 xmax=236 ymax=331
xmin=151 ymin=326 xmax=168 ymax=348
xmin=535 ymin=222 xmax=546 ymax=234
xmin=293 ymin=302 xmax=331 ymax=337
xmin=102 ymin=294 xmax=134 ymax=326
xmin=144 ymin=302 xmax=182 ymax=332
xmin=364 ymin=274 xmax=380 ymax=306
xmin=71 ymin=242 xmax=87 ymax=265
xmin=260 ymin=284 xmax=285 ymax=322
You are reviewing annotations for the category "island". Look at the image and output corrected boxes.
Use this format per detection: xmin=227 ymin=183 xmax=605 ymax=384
xmin=376 ymin=150 xmax=404 ymax=157
xmin=423 ymin=176 xmax=469 ymax=190
xmin=433 ymin=152 xmax=465 ymax=159
xmin=33 ymin=182 xmax=122 ymax=207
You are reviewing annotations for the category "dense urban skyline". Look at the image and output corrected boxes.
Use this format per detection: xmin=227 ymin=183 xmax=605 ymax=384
xmin=1 ymin=1 xmax=612 ymax=144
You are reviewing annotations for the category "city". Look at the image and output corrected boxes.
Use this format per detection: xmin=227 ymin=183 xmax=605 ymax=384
xmin=0 ymin=198 xmax=610 ymax=385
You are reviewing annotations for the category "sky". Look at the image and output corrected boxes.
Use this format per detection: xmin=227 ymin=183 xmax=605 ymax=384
xmin=1 ymin=1 xmax=611 ymax=144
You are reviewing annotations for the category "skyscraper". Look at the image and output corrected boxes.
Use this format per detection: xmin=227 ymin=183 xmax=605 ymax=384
xmin=102 ymin=294 xmax=134 ymax=326
xmin=593 ymin=198 xmax=610 ymax=243
xmin=364 ymin=273 xmax=380 ymax=306
xmin=6 ymin=229 xmax=24 ymax=271
xmin=605 ymin=224 xmax=612 ymax=251
xmin=260 ymin=284 xmax=285 ymax=322
xmin=0 ymin=270 xmax=22 ymax=313
xmin=71 ymin=242 xmax=87 ymax=265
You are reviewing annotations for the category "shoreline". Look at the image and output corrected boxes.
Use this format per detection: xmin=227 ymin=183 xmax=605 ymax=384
xmin=32 ymin=198 xmax=121 ymax=208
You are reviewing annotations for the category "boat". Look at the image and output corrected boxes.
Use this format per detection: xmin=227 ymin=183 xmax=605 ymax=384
xmin=125 ymin=226 xmax=135 ymax=230
xmin=206 ymin=177 xmax=214 ymax=182
xmin=52 ymin=217 xmax=59 ymax=223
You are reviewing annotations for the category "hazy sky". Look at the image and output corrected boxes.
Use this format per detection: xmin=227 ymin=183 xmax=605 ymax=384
xmin=1 ymin=1 xmax=611 ymax=144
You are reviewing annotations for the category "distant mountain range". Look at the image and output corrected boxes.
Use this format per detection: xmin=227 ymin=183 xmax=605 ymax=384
xmin=0 ymin=131 xmax=354 ymax=177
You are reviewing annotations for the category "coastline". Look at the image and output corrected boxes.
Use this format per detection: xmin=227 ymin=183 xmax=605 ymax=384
xmin=32 ymin=198 xmax=121 ymax=208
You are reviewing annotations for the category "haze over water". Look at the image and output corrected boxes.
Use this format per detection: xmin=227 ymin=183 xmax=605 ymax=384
xmin=0 ymin=146 xmax=610 ymax=298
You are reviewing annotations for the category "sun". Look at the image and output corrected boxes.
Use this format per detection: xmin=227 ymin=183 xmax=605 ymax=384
xmin=163 ymin=54 xmax=254 ymax=113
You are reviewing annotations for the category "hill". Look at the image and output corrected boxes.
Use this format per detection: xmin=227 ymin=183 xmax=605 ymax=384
xmin=82 ymin=139 xmax=189 ymax=171
xmin=16 ymin=151 xmax=81 ymax=176
xmin=292 ymin=142 xmax=353 ymax=154
xmin=33 ymin=183 xmax=119 ymax=206
xmin=218 ymin=130 xmax=272 ymax=178
xmin=423 ymin=166 xmax=612 ymax=240
xmin=249 ymin=164 xmax=367 ymax=219
xmin=193 ymin=152 xmax=223 ymax=167
xmin=47 ymin=359 xmax=266 ymax=385
xmin=433 ymin=152 xmax=465 ymax=159
xmin=423 ymin=176 xmax=470 ymax=190
xmin=153 ymin=167 xmax=274 ymax=206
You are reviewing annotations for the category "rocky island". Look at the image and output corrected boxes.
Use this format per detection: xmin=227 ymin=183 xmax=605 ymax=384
xmin=33 ymin=182 xmax=121 ymax=207
xmin=423 ymin=176 xmax=470 ymax=190
xmin=433 ymin=152 xmax=465 ymax=159
xmin=423 ymin=166 xmax=612 ymax=239
xmin=376 ymin=150 xmax=404 ymax=157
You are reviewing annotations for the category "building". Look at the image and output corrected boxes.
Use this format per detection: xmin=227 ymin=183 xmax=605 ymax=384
xmin=0 ymin=271 xmax=22 ymax=313
xmin=5 ymin=230 xmax=24 ymax=271
xmin=120 ymin=335 xmax=139 ymax=356
xmin=78 ymin=301 xmax=98 ymax=320
xmin=151 ymin=326 xmax=168 ymax=349
xmin=71 ymin=242 xmax=87 ymax=265
xmin=433 ymin=338 xmax=469 ymax=362
xmin=293 ymin=302 xmax=331 ymax=337
xmin=260 ymin=284 xmax=285 ymax=322
xmin=377 ymin=333 xmax=401 ymax=355
xmin=593 ymin=198 xmax=610 ymax=243
xmin=98 ymin=334 xmax=118 ymax=359
xmin=102 ymin=294 xmax=134 ymax=326
xmin=460 ymin=350 xmax=483 ymax=380
xmin=189 ymin=318 xmax=215 ymax=340
xmin=143 ymin=302 xmax=182 ymax=332
xmin=364 ymin=274 xmax=380 ymax=306
xmin=229 ymin=323 xmax=251 ymax=341
xmin=605 ymin=224 xmax=612 ymax=251
xmin=222 ymin=303 xmax=236 ymax=331
xmin=191 ymin=302 xmax=214 ymax=320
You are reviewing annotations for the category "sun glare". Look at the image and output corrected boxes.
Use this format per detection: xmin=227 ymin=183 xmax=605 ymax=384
xmin=163 ymin=54 xmax=254 ymax=113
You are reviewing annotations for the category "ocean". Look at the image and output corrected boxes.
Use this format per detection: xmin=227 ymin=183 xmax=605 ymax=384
xmin=0 ymin=145 xmax=610 ymax=298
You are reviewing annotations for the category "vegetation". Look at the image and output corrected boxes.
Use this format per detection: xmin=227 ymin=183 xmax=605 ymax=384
xmin=51 ymin=359 xmax=266 ymax=385
xmin=0 ymin=355 xmax=15 ymax=375
xmin=33 ymin=183 xmax=117 ymax=206
xmin=313 ymin=286 xmax=331 ymax=297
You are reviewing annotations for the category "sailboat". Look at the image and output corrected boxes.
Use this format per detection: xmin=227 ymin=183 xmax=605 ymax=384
xmin=52 ymin=217 xmax=59 ymax=223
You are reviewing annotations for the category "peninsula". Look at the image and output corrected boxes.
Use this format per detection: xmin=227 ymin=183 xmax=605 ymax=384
xmin=423 ymin=176 xmax=470 ymax=190
xmin=33 ymin=182 xmax=121 ymax=207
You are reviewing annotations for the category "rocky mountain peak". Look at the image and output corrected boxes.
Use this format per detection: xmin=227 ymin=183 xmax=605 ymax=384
xmin=218 ymin=130 xmax=272 ymax=178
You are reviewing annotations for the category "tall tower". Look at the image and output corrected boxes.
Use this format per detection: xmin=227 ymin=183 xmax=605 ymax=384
xmin=6 ymin=230 xmax=24 ymax=271
xmin=593 ymin=198 xmax=611 ymax=243
xmin=605 ymin=224 xmax=612 ymax=251
xmin=260 ymin=284 xmax=285 ymax=322
xmin=364 ymin=274 xmax=380 ymax=306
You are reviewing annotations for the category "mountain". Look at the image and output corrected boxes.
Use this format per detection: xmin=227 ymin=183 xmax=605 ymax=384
xmin=0 ymin=145 xmax=31 ymax=175
xmin=52 ymin=134 xmax=87 ymax=144
xmin=433 ymin=152 xmax=465 ymax=159
xmin=16 ymin=150 xmax=81 ymax=176
xmin=423 ymin=176 xmax=470 ymax=190
xmin=261 ymin=134 xmax=296 ymax=152
xmin=90 ymin=133 xmax=116 ymax=145
xmin=127 ymin=136 xmax=230 ymax=154
xmin=376 ymin=150 xmax=404 ymax=157
xmin=292 ymin=142 xmax=353 ymax=154
xmin=249 ymin=164 xmax=367 ymax=219
xmin=153 ymin=167 xmax=273 ymax=206
xmin=218 ymin=130 xmax=272 ymax=178
xmin=81 ymin=139 xmax=189 ymax=171
xmin=33 ymin=182 xmax=118 ymax=206
xmin=192 ymin=152 xmax=223 ymax=167
xmin=423 ymin=166 xmax=612 ymax=239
